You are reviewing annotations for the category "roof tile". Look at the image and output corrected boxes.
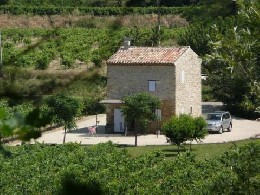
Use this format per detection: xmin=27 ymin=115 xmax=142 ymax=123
xmin=107 ymin=46 xmax=189 ymax=65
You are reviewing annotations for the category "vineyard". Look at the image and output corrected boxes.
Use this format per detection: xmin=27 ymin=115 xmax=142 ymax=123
xmin=1 ymin=28 xmax=181 ymax=69
xmin=0 ymin=5 xmax=192 ymax=16
xmin=0 ymin=1 xmax=259 ymax=193
xmin=0 ymin=141 xmax=259 ymax=194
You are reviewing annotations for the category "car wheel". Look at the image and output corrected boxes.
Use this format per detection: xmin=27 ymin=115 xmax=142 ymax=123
xmin=227 ymin=123 xmax=232 ymax=132
xmin=219 ymin=126 xmax=223 ymax=134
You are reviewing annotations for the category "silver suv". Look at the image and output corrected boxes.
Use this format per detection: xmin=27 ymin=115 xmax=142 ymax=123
xmin=206 ymin=111 xmax=232 ymax=134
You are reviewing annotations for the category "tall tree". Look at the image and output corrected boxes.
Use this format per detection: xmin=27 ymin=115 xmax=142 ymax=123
xmin=121 ymin=93 xmax=160 ymax=146
xmin=205 ymin=0 xmax=260 ymax=116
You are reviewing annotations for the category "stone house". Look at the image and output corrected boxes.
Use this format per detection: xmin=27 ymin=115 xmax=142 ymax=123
xmin=101 ymin=44 xmax=202 ymax=133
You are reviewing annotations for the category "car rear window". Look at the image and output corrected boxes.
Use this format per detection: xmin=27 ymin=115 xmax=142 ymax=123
xmin=207 ymin=114 xmax=222 ymax=120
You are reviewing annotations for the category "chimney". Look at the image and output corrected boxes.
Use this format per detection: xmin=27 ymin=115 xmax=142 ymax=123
xmin=123 ymin=39 xmax=131 ymax=50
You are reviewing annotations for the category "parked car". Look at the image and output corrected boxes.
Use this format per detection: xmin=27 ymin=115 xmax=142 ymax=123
xmin=206 ymin=111 xmax=232 ymax=134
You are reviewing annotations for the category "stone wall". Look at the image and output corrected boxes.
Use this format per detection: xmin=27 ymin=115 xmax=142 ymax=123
xmin=107 ymin=65 xmax=177 ymax=121
xmin=174 ymin=47 xmax=202 ymax=116
xmin=107 ymin=65 xmax=176 ymax=101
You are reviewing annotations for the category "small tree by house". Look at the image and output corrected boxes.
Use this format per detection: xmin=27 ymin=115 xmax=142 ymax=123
xmin=121 ymin=93 xmax=160 ymax=146
xmin=162 ymin=114 xmax=208 ymax=154
xmin=45 ymin=94 xmax=83 ymax=144
xmin=162 ymin=114 xmax=194 ymax=154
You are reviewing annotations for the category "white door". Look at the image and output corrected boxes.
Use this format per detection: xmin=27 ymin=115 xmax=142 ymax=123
xmin=114 ymin=109 xmax=124 ymax=133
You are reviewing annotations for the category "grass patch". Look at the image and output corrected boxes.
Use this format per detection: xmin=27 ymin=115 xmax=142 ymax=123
xmin=125 ymin=139 xmax=260 ymax=161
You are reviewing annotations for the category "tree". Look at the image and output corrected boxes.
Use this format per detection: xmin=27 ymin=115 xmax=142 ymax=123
xmin=183 ymin=0 xmax=237 ymax=22
xmin=162 ymin=114 xmax=194 ymax=154
xmin=0 ymin=0 xmax=9 ymax=5
xmin=205 ymin=0 xmax=260 ymax=117
xmin=25 ymin=105 xmax=53 ymax=130
xmin=45 ymin=94 xmax=83 ymax=144
xmin=121 ymin=93 xmax=160 ymax=146
xmin=179 ymin=0 xmax=260 ymax=118
xmin=162 ymin=114 xmax=208 ymax=154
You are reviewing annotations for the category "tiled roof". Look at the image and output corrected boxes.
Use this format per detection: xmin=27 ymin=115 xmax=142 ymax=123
xmin=107 ymin=46 xmax=189 ymax=65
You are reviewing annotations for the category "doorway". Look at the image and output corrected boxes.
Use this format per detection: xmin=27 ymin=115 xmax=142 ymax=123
xmin=114 ymin=109 xmax=125 ymax=133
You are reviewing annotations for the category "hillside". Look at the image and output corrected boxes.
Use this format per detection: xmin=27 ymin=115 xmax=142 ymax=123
xmin=0 ymin=6 xmax=191 ymax=135
xmin=0 ymin=0 xmax=259 ymax=126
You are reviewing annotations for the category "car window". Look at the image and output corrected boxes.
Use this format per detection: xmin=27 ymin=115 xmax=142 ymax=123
xmin=207 ymin=114 xmax=222 ymax=120
xmin=226 ymin=113 xmax=230 ymax=119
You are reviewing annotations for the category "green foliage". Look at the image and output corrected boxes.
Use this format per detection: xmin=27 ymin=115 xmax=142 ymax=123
xmin=46 ymin=94 xmax=83 ymax=125
xmin=192 ymin=116 xmax=208 ymax=142
xmin=0 ymin=0 xmax=8 ymax=5
xmin=177 ymin=22 xmax=212 ymax=56
xmin=0 ymin=5 xmax=189 ymax=16
xmin=2 ymin=28 xmax=124 ymax=69
xmin=1 ymin=27 xmax=183 ymax=69
xmin=0 ymin=141 xmax=259 ymax=194
xmin=45 ymin=94 xmax=83 ymax=143
xmin=122 ymin=93 xmax=160 ymax=146
xmin=162 ymin=114 xmax=194 ymax=148
xmin=91 ymin=54 xmax=102 ymax=67
xmin=202 ymin=81 xmax=215 ymax=101
xmin=0 ymin=101 xmax=41 ymax=144
xmin=125 ymin=0 xmax=198 ymax=7
xmin=183 ymin=0 xmax=237 ymax=22
xmin=205 ymin=0 xmax=260 ymax=117
xmin=82 ymin=97 xmax=105 ymax=115
xmin=162 ymin=114 xmax=207 ymax=152
xmin=25 ymin=105 xmax=53 ymax=129
xmin=220 ymin=142 xmax=260 ymax=194
xmin=177 ymin=0 xmax=260 ymax=118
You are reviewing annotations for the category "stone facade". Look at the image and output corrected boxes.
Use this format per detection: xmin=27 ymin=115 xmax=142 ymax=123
xmin=174 ymin=48 xmax=202 ymax=116
xmin=104 ymin=46 xmax=201 ymax=133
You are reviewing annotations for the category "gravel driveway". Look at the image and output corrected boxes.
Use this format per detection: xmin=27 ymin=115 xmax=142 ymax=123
xmin=8 ymin=114 xmax=260 ymax=146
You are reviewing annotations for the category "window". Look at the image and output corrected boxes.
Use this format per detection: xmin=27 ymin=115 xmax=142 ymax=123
xmin=181 ymin=70 xmax=185 ymax=84
xmin=224 ymin=113 xmax=230 ymax=120
xmin=148 ymin=80 xmax=156 ymax=92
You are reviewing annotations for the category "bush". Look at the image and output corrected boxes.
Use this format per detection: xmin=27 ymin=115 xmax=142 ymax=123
xmin=35 ymin=55 xmax=50 ymax=70
xmin=91 ymin=55 xmax=102 ymax=67
xmin=162 ymin=114 xmax=207 ymax=153
xmin=82 ymin=97 xmax=105 ymax=115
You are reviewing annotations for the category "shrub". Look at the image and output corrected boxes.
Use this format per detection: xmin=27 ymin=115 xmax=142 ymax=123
xmin=162 ymin=114 xmax=207 ymax=153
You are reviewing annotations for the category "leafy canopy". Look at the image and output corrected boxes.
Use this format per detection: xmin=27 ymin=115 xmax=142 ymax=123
xmin=45 ymin=94 xmax=83 ymax=143
xmin=162 ymin=114 xmax=207 ymax=152
xmin=205 ymin=0 xmax=260 ymax=116
xmin=122 ymin=93 xmax=161 ymax=130
xmin=122 ymin=93 xmax=160 ymax=146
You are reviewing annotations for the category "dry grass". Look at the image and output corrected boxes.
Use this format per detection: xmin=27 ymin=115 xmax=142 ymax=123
xmin=0 ymin=14 xmax=188 ymax=28
xmin=2 ymin=65 xmax=106 ymax=97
